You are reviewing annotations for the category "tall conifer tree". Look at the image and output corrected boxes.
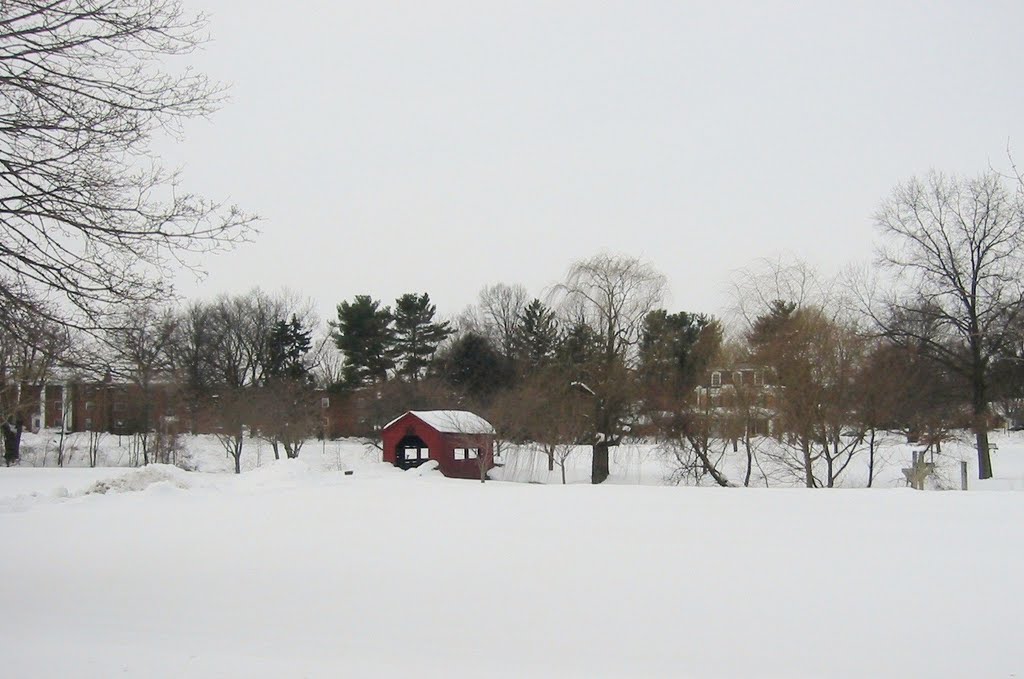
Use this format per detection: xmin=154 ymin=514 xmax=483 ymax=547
xmin=515 ymin=299 xmax=560 ymax=373
xmin=392 ymin=293 xmax=451 ymax=382
xmin=331 ymin=296 xmax=394 ymax=387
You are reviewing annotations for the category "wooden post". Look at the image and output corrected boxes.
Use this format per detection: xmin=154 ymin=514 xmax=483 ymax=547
xmin=961 ymin=461 xmax=969 ymax=491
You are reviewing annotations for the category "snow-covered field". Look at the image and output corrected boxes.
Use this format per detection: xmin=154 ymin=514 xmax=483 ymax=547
xmin=1 ymin=431 xmax=1022 ymax=677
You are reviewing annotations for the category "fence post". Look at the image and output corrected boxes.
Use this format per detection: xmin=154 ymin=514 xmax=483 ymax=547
xmin=961 ymin=461 xmax=969 ymax=491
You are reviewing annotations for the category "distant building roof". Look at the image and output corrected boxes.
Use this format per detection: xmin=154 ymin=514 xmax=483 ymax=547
xmin=384 ymin=410 xmax=496 ymax=435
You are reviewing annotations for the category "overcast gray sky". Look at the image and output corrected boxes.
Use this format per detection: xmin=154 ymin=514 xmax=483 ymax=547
xmin=164 ymin=0 xmax=1024 ymax=323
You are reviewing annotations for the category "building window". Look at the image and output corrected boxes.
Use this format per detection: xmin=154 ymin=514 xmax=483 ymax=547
xmin=454 ymin=448 xmax=480 ymax=460
xmin=85 ymin=401 xmax=94 ymax=411
xmin=710 ymin=372 xmax=721 ymax=387
xmin=403 ymin=447 xmax=429 ymax=461
xmin=753 ymin=371 xmax=764 ymax=386
xmin=84 ymin=417 xmax=93 ymax=429
xmin=734 ymin=371 xmax=743 ymax=385
xmin=320 ymin=397 xmax=330 ymax=409
xmin=113 ymin=401 xmax=125 ymax=412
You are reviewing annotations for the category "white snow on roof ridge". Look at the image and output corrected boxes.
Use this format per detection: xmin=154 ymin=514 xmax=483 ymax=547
xmin=384 ymin=410 xmax=495 ymax=434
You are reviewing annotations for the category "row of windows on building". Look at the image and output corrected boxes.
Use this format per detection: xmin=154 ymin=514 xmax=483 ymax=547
xmin=401 ymin=447 xmax=482 ymax=461
xmin=710 ymin=370 xmax=765 ymax=388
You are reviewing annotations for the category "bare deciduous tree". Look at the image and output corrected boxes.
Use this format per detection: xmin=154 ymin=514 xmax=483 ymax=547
xmin=169 ymin=301 xmax=219 ymax=432
xmin=490 ymin=368 xmax=588 ymax=483
xmin=0 ymin=0 xmax=256 ymax=330
xmin=254 ymin=380 xmax=319 ymax=460
xmin=105 ymin=303 xmax=177 ymax=464
xmin=477 ymin=283 xmax=529 ymax=359
xmin=729 ymin=256 xmax=833 ymax=331
xmin=656 ymin=403 xmax=735 ymax=488
xmin=872 ymin=171 xmax=1024 ymax=479
xmin=0 ymin=299 xmax=71 ymax=462
xmin=552 ymin=253 xmax=667 ymax=484
xmin=213 ymin=388 xmax=254 ymax=474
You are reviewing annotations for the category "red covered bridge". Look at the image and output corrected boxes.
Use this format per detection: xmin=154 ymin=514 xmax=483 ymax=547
xmin=381 ymin=410 xmax=496 ymax=481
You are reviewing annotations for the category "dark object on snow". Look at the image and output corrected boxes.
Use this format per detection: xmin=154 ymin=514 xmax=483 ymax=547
xmin=3 ymin=416 xmax=22 ymax=467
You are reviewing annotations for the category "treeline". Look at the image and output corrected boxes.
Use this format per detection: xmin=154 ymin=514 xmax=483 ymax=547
xmin=3 ymin=171 xmax=1024 ymax=485
xmin=1 ymin=290 xmax=324 ymax=471
xmin=321 ymin=170 xmax=1024 ymax=487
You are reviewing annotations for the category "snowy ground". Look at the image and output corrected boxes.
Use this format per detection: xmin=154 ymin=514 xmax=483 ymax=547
xmin=1 ymin=431 xmax=1022 ymax=677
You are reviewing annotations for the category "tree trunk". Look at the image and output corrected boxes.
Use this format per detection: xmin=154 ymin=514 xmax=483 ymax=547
xmin=592 ymin=440 xmax=610 ymax=484
xmin=57 ymin=427 xmax=67 ymax=467
xmin=867 ymin=428 xmax=876 ymax=488
xmin=88 ymin=431 xmax=100 ymax=468
xmin=975 ymin=424 xmax=992 ymax=480
xmin=801 ymin=437 xmax=815 ymax=488
xmin=13 ymin=421 xmax=22 ymax=463
xmin=826 ymin=438 xmax=837 ymax=488
xmin=695 ymin=447 xmax=731 ymax=487
xmin=743 ymin=431 xmax=753 ymax=487
xmin=546 ymin=445 xmax=554 ymax=472
xmin=687 ymin=434 xmax=732 ymax=487
xmin=971 ymin=344 xmax=993 ymax=480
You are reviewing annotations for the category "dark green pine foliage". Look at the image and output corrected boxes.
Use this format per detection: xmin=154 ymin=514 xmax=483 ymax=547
xmin=515 ymin=298 xmax=560 ymax=372
xmin=639 ymin=309 xmax=716 ymax=389
xmin=267 ymin=315 xmax=313 ymax=383
xmin=746 ymin=300 xmax=798 ymax=352
xmin=331 ymin=295 xmax=395 ymax=387
xmin=392 ymin=292 xmax=451 ymax=382
xmin=442 ymin=332 xmax=513 ymax=400
xmin=557 ymin=320 xmax=601 ymax=375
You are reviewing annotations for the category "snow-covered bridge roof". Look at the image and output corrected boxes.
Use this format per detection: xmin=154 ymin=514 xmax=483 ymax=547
xmin=384 ymin=410 xmax=495 ymax=435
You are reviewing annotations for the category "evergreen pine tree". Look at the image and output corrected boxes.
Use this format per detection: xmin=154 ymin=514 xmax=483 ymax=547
xmin=515 ymin=298 xmax=560 ymax=372
xmin=639 ymin=309 xmax=716 ymax=390
xmin=392 ymin=293 xmax=451 ymax=382
xmin=557 ymin=320 xmax=600 ymax=374
xmin=441 ymin=332 xmax=513 ymax=400
xmin=330 ymin=296 xmax=395 ymax=387
xmin=267 ymin=315 xmax=313 ymax=383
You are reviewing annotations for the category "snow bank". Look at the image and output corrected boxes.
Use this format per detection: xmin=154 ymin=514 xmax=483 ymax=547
xmin=407 ymin=459 xmax=441 ymax=477
xmin=82 ymin=464 xmax=194 ymax=495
